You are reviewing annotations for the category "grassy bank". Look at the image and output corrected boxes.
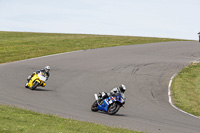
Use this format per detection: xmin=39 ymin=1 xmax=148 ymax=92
xmin=0 ymin=31 xmax=186 ymax=64
xmin=0 ymin=104 xmax=141 ymax=133
xmin=171 ymin=63 xmax=200 ymax=117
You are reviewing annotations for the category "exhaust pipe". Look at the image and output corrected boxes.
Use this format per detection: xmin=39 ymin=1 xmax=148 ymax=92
xmin=94 ymin=94 xmax=98 ymax=101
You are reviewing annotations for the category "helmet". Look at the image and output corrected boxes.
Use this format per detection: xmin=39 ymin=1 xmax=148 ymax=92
xmin=44 ymin=66 xmax=50 ymax=72
xmin=119 ymin=84 xmax=126 ymax=93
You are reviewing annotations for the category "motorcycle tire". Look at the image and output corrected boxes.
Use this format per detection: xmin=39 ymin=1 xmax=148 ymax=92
xmin=107 ymin=103 xmax=121 ymax=115
xmin=31 ymin=81 xmax=39 ymax=90
xmin=91 ymin=101 xmax=98 ymax=112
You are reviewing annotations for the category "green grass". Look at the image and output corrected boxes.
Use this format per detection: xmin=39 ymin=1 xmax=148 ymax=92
xmin=0 ymin=104 xmax=141 ymax=133
xmin=0 ymin=31 xmax=187 ymax=64
xmin=171 ymin=63 xmax=200 ymax=117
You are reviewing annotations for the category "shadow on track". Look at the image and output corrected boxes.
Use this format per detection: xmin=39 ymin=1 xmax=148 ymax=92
xmin=94 ymin=111 xmax=128 ymax=117
xmin=26 ymin=88 xmax=53 ymax=91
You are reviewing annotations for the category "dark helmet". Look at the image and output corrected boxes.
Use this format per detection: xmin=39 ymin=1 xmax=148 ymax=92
xmin=119 ymin=84 xmax=126 ymax=93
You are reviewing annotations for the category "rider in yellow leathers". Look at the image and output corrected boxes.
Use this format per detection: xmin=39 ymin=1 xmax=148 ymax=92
xmin=25 ymin=66 xmax=50 ymax=88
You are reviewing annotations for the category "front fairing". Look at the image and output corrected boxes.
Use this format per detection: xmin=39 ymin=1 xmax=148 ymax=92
xmin=97 ymin=93 xmax=125 ymax=112
xmin=27 ymin=72 xmax=45 ymax=87
xmin=97 ymin=98 xmax=111 ymax=112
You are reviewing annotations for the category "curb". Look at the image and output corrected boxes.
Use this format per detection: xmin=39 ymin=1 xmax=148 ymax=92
xmin=168 ymin=59 xmax=200 ymax=120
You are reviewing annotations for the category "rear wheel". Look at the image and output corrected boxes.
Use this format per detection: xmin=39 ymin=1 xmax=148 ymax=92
xmin=91 ymin=101 xmax=98 ymax=112
xmin=107 ymin=102 xmax=121 ymax=115
xmin=31 ymin=81 xmax=39 ymax=90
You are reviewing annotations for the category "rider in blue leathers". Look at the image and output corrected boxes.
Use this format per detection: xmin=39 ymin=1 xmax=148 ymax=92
xmin=98 ymin=84 xmax=126 ymax=103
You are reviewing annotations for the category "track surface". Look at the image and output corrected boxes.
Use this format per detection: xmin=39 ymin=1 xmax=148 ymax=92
xmin=0 ymin=41 xmax=200 ymax=133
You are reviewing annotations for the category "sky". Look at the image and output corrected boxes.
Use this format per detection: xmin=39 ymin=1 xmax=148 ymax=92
xmin=0 ymin=0 xmax=199 ymax=40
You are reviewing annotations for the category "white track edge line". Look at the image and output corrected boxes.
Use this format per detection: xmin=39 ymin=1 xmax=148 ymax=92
xmin=0 ymin=50 xmax=85 ymax=66
xmin=168 ymin=59 xmax=200 ymax=120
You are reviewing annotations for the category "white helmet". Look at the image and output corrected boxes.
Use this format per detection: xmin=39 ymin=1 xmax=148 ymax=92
xmin=119 ymin=84 xmax=126 ymax=93
xmin=44 ymin=66 xmax=50 ymax=72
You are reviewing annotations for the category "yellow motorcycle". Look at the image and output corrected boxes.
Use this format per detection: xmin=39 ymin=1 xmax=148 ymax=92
xmin=25 ymin=72 xmax=47 ymax=90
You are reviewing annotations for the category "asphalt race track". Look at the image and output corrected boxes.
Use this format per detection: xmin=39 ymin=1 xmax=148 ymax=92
xmin=0 ymin=41 xmax=200 ymax=133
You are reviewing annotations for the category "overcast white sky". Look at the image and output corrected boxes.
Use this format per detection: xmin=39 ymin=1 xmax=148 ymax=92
xmin=0 ymin=0 xmax=199 ymax=40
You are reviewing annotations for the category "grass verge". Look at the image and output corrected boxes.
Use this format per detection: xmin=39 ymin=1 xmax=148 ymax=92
xmin=0 ymin=31 xmax=187 ymax=64
xmin=0 ymin=104 xmax=141 ymax=133
xmin=171 ymin=63 xmax=200 ymax=117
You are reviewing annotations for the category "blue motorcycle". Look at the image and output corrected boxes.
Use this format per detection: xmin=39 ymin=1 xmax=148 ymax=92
xmin=91 ymin=92 xmax=125 ymax=115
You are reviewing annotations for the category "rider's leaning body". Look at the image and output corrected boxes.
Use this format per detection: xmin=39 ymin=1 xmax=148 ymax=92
xmin=35 ymin=68 xmax=50 ymax=80
xmin=99 ymin=84 xmax=126 ymax=103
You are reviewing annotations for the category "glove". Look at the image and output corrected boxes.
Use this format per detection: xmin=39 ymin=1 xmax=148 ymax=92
xmin=101 ymin=92 xmax=106 ymax=97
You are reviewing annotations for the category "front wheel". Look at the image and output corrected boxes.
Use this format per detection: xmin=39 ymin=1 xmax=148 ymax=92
xmin=107 ymin=103 xmax=121 ymax=115
xmin=25 ymin=83 xmax=29 ymax=88
xmin=31 ymin=81 xmax=39 ymax=90
xmin=91 ymin=101 xmax=98 ymax=112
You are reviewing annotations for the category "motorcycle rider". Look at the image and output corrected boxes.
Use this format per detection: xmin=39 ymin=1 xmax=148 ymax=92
xmin=25 ymin=66 xmax=50 ymax=88
xmin=98 ymin=84 xmax=126 ymax=104
xmin=198 ymin=32 xmax=200 ymax=42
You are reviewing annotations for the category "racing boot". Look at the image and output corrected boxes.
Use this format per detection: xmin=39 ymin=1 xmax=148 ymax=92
xmin=41 ymin=82 xmax=46 ymax=87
